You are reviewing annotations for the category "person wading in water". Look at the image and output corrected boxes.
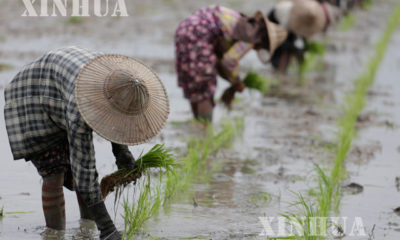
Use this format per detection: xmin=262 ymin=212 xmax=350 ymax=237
xmin=3 ymin=46 xmax=169 ymax=240
xmin=175 ymin=5 xmax=288 ymax=122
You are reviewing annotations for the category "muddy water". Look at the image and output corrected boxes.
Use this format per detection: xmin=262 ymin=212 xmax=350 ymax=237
xmin=0 ymin=0 xmax=398 ymax=239
xmin=339 ymin=28 xmax=400 ymax=239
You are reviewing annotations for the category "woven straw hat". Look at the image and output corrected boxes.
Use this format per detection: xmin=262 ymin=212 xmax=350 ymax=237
xmin=75 ymin=54 xmax=170 ymax=145
xmin=288 ymin=0 xmax=326 ymax=38
xmin=255 ymin=11 xmax=288 ymax=64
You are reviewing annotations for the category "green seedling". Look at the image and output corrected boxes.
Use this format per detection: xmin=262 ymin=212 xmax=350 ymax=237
xmin=338 ymin=14 xmax=356 ymax=31
xmin=243 ymin=71 xmax=273 ymax=94
xmin=280 ymin=2 xmax=400 ymax=238
xmin=299 ymin=41 xmax=326 ymax=85
xmin=0 ymin=63 xmax=14 ymax=72
xmin=121 ymin=118 xmax=243 ymax=236
xmin=67 ymin=16 xmax=84 ymax=24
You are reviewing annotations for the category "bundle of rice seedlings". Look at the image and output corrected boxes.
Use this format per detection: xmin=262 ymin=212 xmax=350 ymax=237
xmin=243 ymin=71 xmax=270 ymax=93
xmin=305 ymin=41 xmax=325 ymax=55
xmin=100 ymin=144 xmax=177 ymax=199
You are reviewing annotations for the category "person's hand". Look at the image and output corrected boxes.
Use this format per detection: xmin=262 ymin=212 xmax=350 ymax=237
xmin=234 ymin=81 xmax=246 ymax=92
xmin=111 ymin=143 xmax=135 ymax=170
xmin=216 ymin=60 xmax=230 ymax=81
xmin=221 ymin=85 xmax=236 ymax=109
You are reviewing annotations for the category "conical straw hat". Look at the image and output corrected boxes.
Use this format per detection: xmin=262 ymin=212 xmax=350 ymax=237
xmin=264 ymin=17 xmax=289 ymax=56
xmin=75 ymin=54 xmax=170 ymax=145
xmin=288 ymin=0 xmax=326 ymax=38
xmin=255 ymin=11 xmax=288 ymax=64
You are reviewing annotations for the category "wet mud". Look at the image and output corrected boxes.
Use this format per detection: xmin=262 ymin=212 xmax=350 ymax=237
xmin=0 ymin=0 xmax=399 ymax=239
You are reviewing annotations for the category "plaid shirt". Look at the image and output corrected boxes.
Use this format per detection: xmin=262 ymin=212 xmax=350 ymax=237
xmin=4 ymin=46 xmax=104 ymax=205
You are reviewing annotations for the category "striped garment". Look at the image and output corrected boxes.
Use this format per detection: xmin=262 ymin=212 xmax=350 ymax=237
xmin=4 ymin=46 xmax=103 ymax=205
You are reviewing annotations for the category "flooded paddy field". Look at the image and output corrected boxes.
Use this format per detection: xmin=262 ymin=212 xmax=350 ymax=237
xmin=0 ymin=0 xmax=400 ymax=239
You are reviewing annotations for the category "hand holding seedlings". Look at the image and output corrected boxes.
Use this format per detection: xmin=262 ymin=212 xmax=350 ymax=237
xmin=3 ymin=47 xmax=170 ymax=239
xmin=175 ymin=5 xmax=287 ymax=121
xmin=112 ymin=143 xmax=136 ymax=170
xmin=101 ymin=144 xmax=177 ymax=199
xmin=243 ymin=71 xmax=270 ymax=93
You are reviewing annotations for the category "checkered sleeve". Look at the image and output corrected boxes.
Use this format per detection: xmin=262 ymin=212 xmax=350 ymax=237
xmin=221 ymin=41 xmax=253 ymax=83
xmin=66 ymin=98 xmax=102 ymax=206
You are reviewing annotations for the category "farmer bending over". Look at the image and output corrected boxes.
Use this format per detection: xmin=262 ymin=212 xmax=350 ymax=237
xmin=4 ymin=47 xmax=169 ymax=240
xmin=268 ymin=0 xmax=341 ymax=73
xmin=175 ymin=5 xmax=288 ymax=121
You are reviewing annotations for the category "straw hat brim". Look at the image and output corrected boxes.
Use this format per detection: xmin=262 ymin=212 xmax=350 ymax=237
xmin=289 ymin=0 xmax=326 ymax=38
xmin=75 ymin=54 xmax=170 ymax=146
xmin=255 ymin=11 xmax=289 ymax=63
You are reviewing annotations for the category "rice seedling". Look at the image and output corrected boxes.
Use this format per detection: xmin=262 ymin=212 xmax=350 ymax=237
xmin=67 ymin=16 xmax=84 ymax=24
xmin=243 ymin=71 xmax=273 ymax=94
xmin=121 ymin=118 xmax=243 ymax=236
xmin=278 ymin=3 xmax=400 ymax=238
xmin=338 ymin=14 xmax=356 ymax=31
xmin=363 ymin=0 xmax=373 ymax=10
xmin=249 ymin=192 xmax=273 ymax=205
xmin=101 ymin=144 xmax=177 ymax=200
xmin=306 ymin=42 xmax=325 ymax=56
xmin=325 ymin=0 xmax=400 ymax=211
xmin=271 ymin=193 xmax=327 ymax=240
xmin=0 ymin=206 xmax=3 ymax=218
xmin=122 ymin=175 xmax=162 ymax=239
xmin=298 ymin=41 xmax=325 ymax=85
xmin=0 ymin=63 xmax=14 ymax=72
xmin=164 ymin=117 xmax=241 ymax=202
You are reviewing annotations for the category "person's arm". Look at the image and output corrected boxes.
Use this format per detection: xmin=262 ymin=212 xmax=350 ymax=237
xmin=217 ymin=41 xmax=253 ymax=87
xmin=67 ymin=129 xmax=101 ymax=205
xmin=66 ymin=102 xmax=120 ymax=240
xmin=111 ymin=143 xmax=136 ymax=170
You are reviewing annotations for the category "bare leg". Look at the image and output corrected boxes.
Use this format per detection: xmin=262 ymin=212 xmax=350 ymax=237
xmin=191 ymin=100 xmax=213 ymax=122
xmin=42 ymin=174 xmax=66 ymax=230
xmin=278 ymin=51 xmax=292 ymax=74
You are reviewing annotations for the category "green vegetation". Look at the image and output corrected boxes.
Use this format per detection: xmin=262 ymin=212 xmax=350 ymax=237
xmin=277 ymin=1 xmax=400 ymax=238
xmin=5 ymin=211 xmax=34 ymax=214
xmin=123 ymin=175 xmax=162 ymax=239
xmin=299 ymin=41 xmax=325 ymax=85
xmin=134 ymin=144 xmax=177 ymax=173
xmin=338 ymin=14 xmax=356 ymax=31
xmin=179 ymin=235 xmax=209 ymax=240
xmin=363 ymin=0 xmax=373 ymax=10
xmin=164 ymin=117 xmax=242 ymax=202
xmin=0 ymin=63 xmax=14 ymax=72
xmin=249 ymin=192 xmax=273 ymax=205
xmin=101 ymin=144 xmax=177 ymax=201
xmin=306 ymin=42 xmax=325 ymax=56
xmin=67 ymin=16 xmax=84 ymax=24
xmin=243 ymin=71 xmax=273 ymax=94
xmin=0 ymin=206 xmax=3 ymax=218
xmin=122 ymin=118 xmax=243 ymax=236
xmin=273 ymin=194 xmax=324 ymax=240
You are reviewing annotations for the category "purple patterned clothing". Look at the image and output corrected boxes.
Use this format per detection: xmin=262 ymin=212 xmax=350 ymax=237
xmin=175 ymin=5 xmax=253 ymax=103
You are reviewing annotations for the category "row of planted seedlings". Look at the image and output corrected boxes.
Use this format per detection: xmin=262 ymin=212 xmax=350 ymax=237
xmin=272 ymin=1 xmax=400 ymax=239
xmin=100 ymin=2 xmax=380 ymax=238
xmin=103 ymin=117 xmax=244 ymax=239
